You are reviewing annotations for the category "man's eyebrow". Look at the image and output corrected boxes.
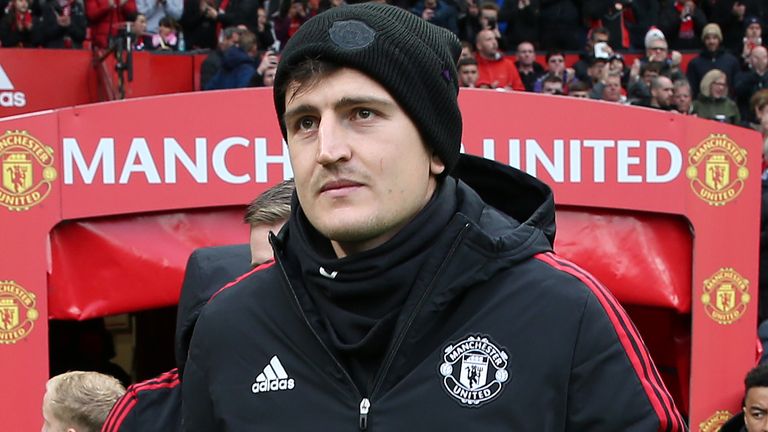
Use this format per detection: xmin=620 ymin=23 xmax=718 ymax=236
xmin=284 ymin=96 xmax=396 ymax=121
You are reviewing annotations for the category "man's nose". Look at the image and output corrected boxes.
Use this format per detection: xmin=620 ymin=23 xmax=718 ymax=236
xmin=316 ymin=118 xmax=352 ymax=165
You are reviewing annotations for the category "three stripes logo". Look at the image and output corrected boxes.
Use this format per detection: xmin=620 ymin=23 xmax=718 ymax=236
xmin=251 ymin=355 xmax=295 ymax=394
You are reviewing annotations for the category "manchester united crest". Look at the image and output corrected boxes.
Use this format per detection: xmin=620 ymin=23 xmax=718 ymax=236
xmin=686 ymin=134 xmax=748 ymax=206
xmin=0 ymin=130 xmax=57 ymax=211
xmin=0 ymin=280 xmax=39 ymax=344
xmin=698 ymin=410 xmax=732 ymax=432
xmin=439 ymin=335 xmax=509 ymax=407
xmin=701 ymin=268 xmax=750 ymax=325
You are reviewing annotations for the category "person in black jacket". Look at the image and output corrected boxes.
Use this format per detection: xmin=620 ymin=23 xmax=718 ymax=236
xmin=686 ymin=23 xmax=742 ymax=98
xmin=102 ymin=181 xmax=293 ymax=432
xmin=719 ymin=363 xmax=768 ymax=432
xmin=182 ymin=4 xmax=687 ymax=431
xmin=38 ymin=0 xmax=86 ymax=48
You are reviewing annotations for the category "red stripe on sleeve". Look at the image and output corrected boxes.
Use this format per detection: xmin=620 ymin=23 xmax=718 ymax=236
xmin=209 ymin=259 xmax=275 ymax=303
xmin=101 ymin=369 xmax=181 ymax=432
xmin=535 ymin=252 xmax=685 ymax=431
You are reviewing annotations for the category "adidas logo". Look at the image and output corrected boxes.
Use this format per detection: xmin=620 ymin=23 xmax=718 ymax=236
xmin=251 ymin=355 xmax=295 ymax=394
xmin=0 ymin=65 xmax=26 ymax=107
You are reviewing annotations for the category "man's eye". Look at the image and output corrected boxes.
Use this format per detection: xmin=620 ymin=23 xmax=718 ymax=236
xmin=298 ymin=117 xmax=316 ymax=130
xmin=355 ymin=109 xmax=374 ymax=120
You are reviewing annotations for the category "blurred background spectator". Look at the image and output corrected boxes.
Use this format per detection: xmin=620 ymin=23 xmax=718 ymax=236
xmin=658 ymin=0 xmax=706 ymax=50
xmin=39 ymin=0 xmax=87 ymax=48
xmin=1 ymin=0 xmax=41 ymax=47
xmin=136 ymin=0 xmax=181 ymax=33
xmin=150 ymin=15 xmax=178 ymax=49
xmin=693 ymin=68 xmax=740 ymax=124
xmin=686 ymin=23 xmax=741 ymax=97
xmin=85 ymin=0 xmax=137 ymax=48
xmin=673 ymin=78 xmax=693 ymax=114
xmin=515 ymin=41 xmax=544 ymax=91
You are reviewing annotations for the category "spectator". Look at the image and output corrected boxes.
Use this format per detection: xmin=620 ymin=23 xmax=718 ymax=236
xmin=130 ymin=13 xmax=153 ymax=50
xmin=459 ymin=39 xmax=473 ymax=60
xmin=411 ymin=0 xmax=458 ymax=36
xmin=136 ymin=0 xmax=180 ymax=33
xmin=204 ymin=29 xmax=258 ymax=90
xmin=38 ymin=0 xmax=87 ymax=48
xmin=260 ymin=65 xmax=276 ymax=87
xmin=627 ymin=61 xmax=663 ymax=105
xmin=740 ymin=16 xmax=764 ymax=66
xmin=474 ymin=28 xmax=525 ymax=91
xmin=582 ymin=0 xmax=659 ymax=50
xmin=586 ymin=55 xmax=609 ymax=89
xmin=85 ymin=0 xmax=137 ymax=49
xmin=179 ymin=0 xmax=216 ymax=49
xmin=0 ymin=0 xmax=41 ymax=47
xmin=457 ymin=57 xmax=479 ymax=88
xmin=635 ymin=75 xmax=675 ymax=110
xmin=150 ymin=15 xmax=178 ymax=49
xmin=630 ymin=29 xmax=684 ymax=82
xmin=210 ymin=0 xmax=259 ymax=36
xmin=736 ymin=45 xmax=768 ymax=123
xmin=249 ymin=48 xmax=279 ymax=87
xmin=254 ymin=6 xmax=274 ymax=51
xmin=533 ymin=50 xmax=573 ymax=93
xmin=499 ymin=0 xmax=538 ymax=49
xmin=673 ymin=78 xmax=694 ymax=114
xmin=686 ymin=23 xmax=741 ymax=98
xmin=658 ymin=0 xmax=706 ymax=50
xmin=568 ymin=80 xmax=591 ymax=98
xmin=514 ymin=41 xmax=544 ymax=91
xmin=572 ymin=27 xmax=609 ymax=83
xmin=43 ymin=371 xmax=125 ymax=432
xmin=608 ymin=52 xmax=629 ymax=87
xmin=538 ymin=0 xmax=583 ymax=51
xmin=720 ymin=363 xmax=768 ymax=432
xmin=199 ymin=25 xmax=239 ymax=89
xmin=274 ymin=0 xmax=308 ymax=49
xmin=693 ymin=68 xmax=741 ymax=124
xmin=600 ymin=71 xmax=626 ymax=103
xmin=707 ymin=0 xmax=765 ymax=56
xmin=541 ymin=74 xmax=563 ymax=95
xmin=472 ymin=1 xmax=506 ymax=51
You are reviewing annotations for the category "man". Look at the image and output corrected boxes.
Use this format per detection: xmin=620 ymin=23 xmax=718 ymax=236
xmin=136 ymin=0 xmax=182 ymax=33
xmin=657 ymin=0 xmax=707 ymax=50
xmin=673 ymin=78 xmax=694 ymax=114
xmin=474 ymin=28 xmax=524 ymax=91
xmin=457 ymin=57 xmax=479 ymax=88
xmin=102 ymin=180 xmax=294 ymax=432
xmin=686 ymin=23 xmax=741 ymax=98
xmin=532 ymin=50 xmax=573 ymax=93
xmin=569 ymin=80 xmax=591 ymax=98
xmin=43 ymin=371 xmax=125 ymax=432
xmin=541 ymin=74 xmax=563 ymax=95
xmin=204 ymin=30 xmax=262 ymax=90
xmin=601 ymin=71 xmax=625 ymax=103
xmin=573 ymin=27 xmax=610 ymax=83
xmin=635 ymin=76 xmax=674 ymax=110
xmin=736 ymin=45 xmax=768 ymax=123
xmin=720 ymin=363 xmax=768 ymax=432
xmin=515 ymin=41 xmax=544 ymax=92
xmin=182 ymin=4 xmax=686 ymax=431
xmin=410 ymin=0 xmax=458 ymax=35
xmin=199 ymin=26 xmax=241 ymax=89
xmin=740 ymin=16 xmax=763 ymax=62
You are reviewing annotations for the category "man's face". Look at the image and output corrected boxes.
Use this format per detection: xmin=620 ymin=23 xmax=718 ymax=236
xmin=542 ymin=81 xmax=562 ymax=95
xmin=257 ymin=8 xmax=267 ymax=26
xmin=134 ymin=14 xmax=147 ymax=34
xmin=744 ymin=386 xmax=768 ymax=432
xmin=475 ymin=30 xmax=498 ymax=57
xmin=646 ymin=40 xmax=668 ymax=62
xmin=673 ymin=84 xmax=691 ymax=112
xmin=249 ymin=221 xmax=285 ymax=266
xmin=459 ymin=64 xmax=478 ymax=87
xmin=460 ymin=45 xmax=473 ymax=60
xmin=15 ymin=0 xmax=28 ymax=13
xmin=588 ymin=60 xmax=607 ymax=81
xmin=284 ymin=68 xmax=444 ymax=257
xmin=642 ymin=70 xmax=659 ymax=86
xmin=480 ymin=8 xmax=497 ymax=29
xmin=704 ymin=33 xmax=721 ymax=52
xmin=602 ymin=76 xmax=622 ymax=102
xmin=570 ymin=90 xmax=589 ymax=98
xmin=651 ymin=77 xmax=674 ymax=106
xmin=752 ymin=46 xmax=768 ymax=71
xmin=547 ymin=55 xmax=565 ymax=74
xmin=747 ymin=23 xmax=762 ymax=40
xmin=516 ymin=43 xmax=535 ymax=66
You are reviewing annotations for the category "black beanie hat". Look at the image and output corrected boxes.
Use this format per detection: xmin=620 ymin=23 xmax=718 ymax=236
xmin=273 ymin=3 xmax=463 ymax=174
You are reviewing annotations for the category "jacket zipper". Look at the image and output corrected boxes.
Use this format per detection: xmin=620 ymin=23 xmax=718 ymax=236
xmin=270 ymin=223 xmax=468 ymax=430
xmin=368 ymin=223 xmax=470 ymax=400
xmin=271 ymin=243 xmax=369 ymax=430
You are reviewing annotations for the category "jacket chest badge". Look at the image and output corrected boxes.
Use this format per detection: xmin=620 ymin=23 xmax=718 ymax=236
xmin=439 ymin=335 xmax=509 ymax=407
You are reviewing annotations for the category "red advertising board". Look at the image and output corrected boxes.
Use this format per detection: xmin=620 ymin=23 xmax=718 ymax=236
xmin=0 ymin=88 xmax=762 ymax=430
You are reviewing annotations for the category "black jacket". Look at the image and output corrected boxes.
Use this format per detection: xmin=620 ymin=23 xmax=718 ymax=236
xmin=686 ymin=48 xmax=741 ymax=98
xmin=182 ymin=155 xmax=686 ymax=431
xmin=38 ymin=0 xmax=86 ymax=48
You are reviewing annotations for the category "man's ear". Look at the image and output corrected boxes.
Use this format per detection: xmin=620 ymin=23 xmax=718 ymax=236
xmin=430 ymin=153 xmax=446 ymax=176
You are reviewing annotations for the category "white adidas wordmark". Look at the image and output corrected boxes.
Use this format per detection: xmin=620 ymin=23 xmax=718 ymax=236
xmin=252 ymin=355 xmax=295 ymax=393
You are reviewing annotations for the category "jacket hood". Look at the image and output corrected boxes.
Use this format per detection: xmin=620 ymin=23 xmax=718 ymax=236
xmin=221 ymin=46 xmax=254 ymax=70
xmin=452 ymin=153 xmax=556 ymax=253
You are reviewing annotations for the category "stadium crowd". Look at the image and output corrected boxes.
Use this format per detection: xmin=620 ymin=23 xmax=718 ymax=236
xmin=2 ymin=0 xmax=768 ymax=137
